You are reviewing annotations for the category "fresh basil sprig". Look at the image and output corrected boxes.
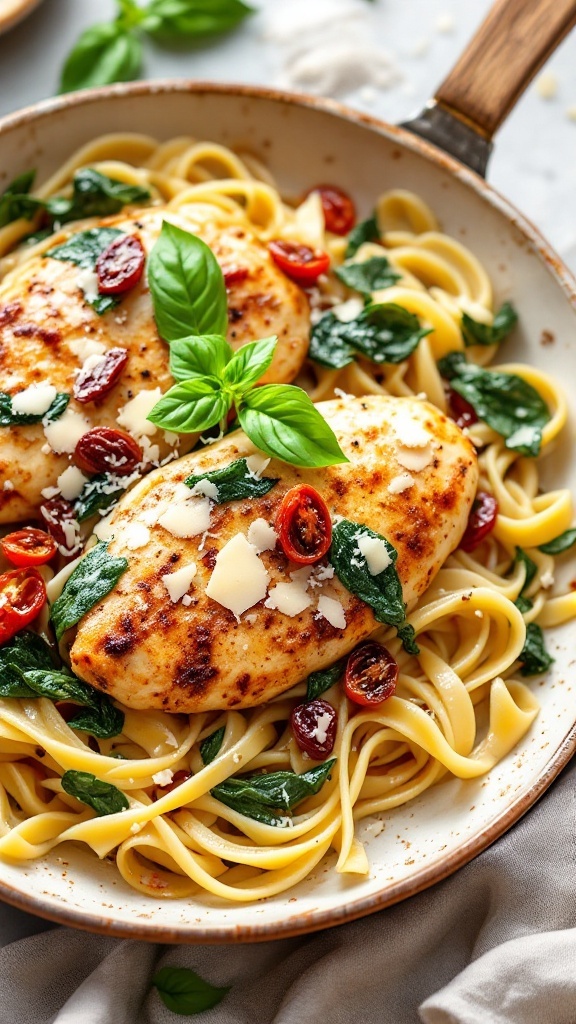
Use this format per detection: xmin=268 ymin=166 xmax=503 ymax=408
xmin=50 ymin=541 xmax=129 ymax=641
xmin=61 ymin=770 xmax=129 ymax=816
xmin=335 ymin=255 xmax=400 ymax=297
xmin=306 ymin=659 xmax=346 ymax=701
xmin=345 ymin=212 xmax=380 ymax=258
xmin=0 ymin=391 xmax=69 ymax=428
xmin=538 ymin=528 xmax=576 ymax=555
xmin=309 ymin=304 xmax=431 ymax=370
xmin=185 ymin=457 xmax=279 ymax=503
xmin=147 ymin=224 xmax=347 ymax=469
xmin=152 ymin=966 xmax=230 ymax=1016
xmin=330 ymin=519 xmax=419 ymax=654
xmin=438 ymin=352 xmax=550 ymax=457
xmin=519 ymin=623 xmax=553 ymax=676
xmin=21 ymin=669 xmax=124 ymax=739
xmin=47 ymin=227 xmax=125 ymax=316
xmin=461 ymin=302 xmax=518 ymax=347
xmin=210 ymin=760 xmax=336 ymax=827
xmin=60 ymin=0 xmax=253 ymax=93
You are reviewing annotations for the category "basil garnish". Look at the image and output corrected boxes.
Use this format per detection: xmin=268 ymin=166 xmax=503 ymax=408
xmin=50 ymin=541 xmax=129 ymax=641
xmin=330 ymin=519 xmax=419 ymax=654
xmin=305 ymin=659 xmax=346 ymax=701
xmin=461 ymin=302 xmax=518 ymax=347
xmin=335 ymin=255 xmax=400 ymax=296
xmin=60 ymin=22 xmax=143 ymax=94
xmin=238 ymin=384 xmax=347 ymax=468
xmin=152 ymin=966 xmax=230 ymax=1017
xmin=144 ymin=0 xmax=253 ymax=40
xmin=21 ymin=669 xmax=124 ymax=739
xmin=438 ymin=352 xmax=550 ymax=457
xmin=519 ymin=623 xmax=554 ymax=677
xmin=61 ymin=770 xmax=129 ymax=816
xmin=200 ymin=726 xmax=225 ymax=765
xmin=514 ymin=547 xmax=537 ymax=594
xmin=46 ymin=227 xmax=125 ymax=316
xmin=185 ymin=457 xmax=279 ymax=503
xmin=211 ymin=760 xmax=336 ymax=827
xmin=74 ymin=474 xmax=126 ymax=522
xmin=345 ymin=212 xmax=380 ymax=258
xmin=169 ymin=334 xmax=239 ymax=382
xmin=0 ymin=170 xmax=41 ymax=228
xmin=0 ymin=391 xmax=69 ymax=428
xmin=0 ymin=631 xmax=54 ymax=698
xmin=309 ymin=304 xmax=431 ymax=370
xmin=538 ymin=529 xmax=576 ymax=555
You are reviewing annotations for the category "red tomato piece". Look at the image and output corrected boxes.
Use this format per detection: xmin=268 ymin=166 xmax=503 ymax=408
xmin=448 ymin=387 xmax=478 ymax=430
xmin=306 ymin=184 xmax=356 ymax=235
xmin=39 ymin=497 xmax=79 ymax=554
xmin=1 ymin=527 xmax=57 ymax=567
xmin=459 ymin=491 xmax=498 ymax=552
xmin=96 ymin=234 xmax=146 ymax=295
xmin=344 ymin=641 xmax=398 ymax=707
xmin=73 ymin=347 xmax=129 ymax=404
xmin=0 ymin=567 xmax=47 ymax=645
xmin=268 ymin=240 xmax=330 ymax=286
xmin=222 ymin=264 xmax=249 ymax=288
xmin=291 ymin=699 xmax=337 ymax=760
xmin=74 ymin=426 xmax=142 ymax=476
xmin=276 ymin=484 xmax=332 ymax=565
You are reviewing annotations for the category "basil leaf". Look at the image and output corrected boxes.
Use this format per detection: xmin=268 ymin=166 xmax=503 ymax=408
xmin=147 ymin=378 xmax=230 ymax=434
xmin=61 ymin=770 xmax=129 ymax=816
xmin=169 ymin=335 xmax=232 ymax=383
xmin=46 ymin=227 xmax=123 ymax=270
xmin=519 ymin=623 xmax=554 ymax=677
xmin=0 ymin=391 xmax=69 ymax=427
xmin=144 ymin=0 xmax=253 ymax=39
xmin=438 ymin=352 xmax=550 ymax=457
xmin=50 ymin=541 xmax=129 ymax=642
xmin=0 ymin=170 xmax=41 ymax=228
xmin=148 ymin=222 xmax=228 ymax=342
xmin=514 ymin=596 xmax=533 ymax=615
xmin=309 ymin=304 xmax=430 ymax=369
xmin=74 ymin=474 xmax=125 ymax=523
xmin=238 ymin=384 xmax=348 ymax=468
xmin=222 ymin=336 xmax=277 ymax=390
xmin=45 ymin=169 xmax=150 ymax=226
xmin=212 ymin=760 xmax=335 ymax=827
xmin=306 ymin=659 xmax=346 ymax=701
xmin=152 ymin=966 xmax=230 ymax=1016
xmin=200 ymin=726 xmax=225 ymax=765
xmin=335 ymin=256 xmax=400 ymax=296
xmin=0 ymin=631 xmax=54 ymax=698
xmin=21 ymin=668 xmax=124 ymax=739
xmin=514 ymin=547 xmax=538 ymax=594
xmin=538 ymin=529 xmax=576 ymax=555
xmin=345 ymin=212 xmax=380 ymax=258
xmin=461 ymin=302 xmax=518 ymax=347
xmin=330 ymin=519 xmax=418 ymax=653
xmin=59 ymin=23 xmax=142 ymax=94
xmin=185 ymin=457 xmax=279 ymax=503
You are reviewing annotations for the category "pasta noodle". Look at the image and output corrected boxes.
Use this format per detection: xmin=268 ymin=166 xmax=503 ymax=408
xmin=0 ymin=135 xmax=573 ymax=903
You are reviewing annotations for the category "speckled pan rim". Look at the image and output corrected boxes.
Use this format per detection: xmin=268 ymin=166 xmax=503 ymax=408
xmin=0 ymin=80 xmax=574 ymax=944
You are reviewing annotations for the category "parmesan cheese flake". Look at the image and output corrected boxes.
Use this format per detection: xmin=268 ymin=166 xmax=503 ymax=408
xmin=316 ymin=594 xmax=346 ymax=629
xmin=247 ymin=518 xmax=278 ymax=553
xmin=206 ymin=533 xmax=270 ymax=617
xmin=356 ymin=533 xmax=391 ymax=575
xmin=162 ymin=562 xmax=198 ymax=603
xmin=12 ymin=382 xmax=57 ymax=416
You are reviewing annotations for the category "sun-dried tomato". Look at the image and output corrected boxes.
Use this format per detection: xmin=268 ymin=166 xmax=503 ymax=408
xmin=291 ymin=699 xmax=337 ymax=759
xmin=73 ymin=347 xmax=129 ymax=404
xmin=344 ymin=641 xmax=398 ymax=706
xmin=39 ymin=497 xmax=79 ymax=554
xmin=74 ymin=427 xmax=142 ymax=476
xmin=96 ymin=235 xmax=146 ymax=295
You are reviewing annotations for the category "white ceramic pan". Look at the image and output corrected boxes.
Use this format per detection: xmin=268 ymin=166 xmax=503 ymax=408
xmin=0 ymin=0 xmax=574 ymax=942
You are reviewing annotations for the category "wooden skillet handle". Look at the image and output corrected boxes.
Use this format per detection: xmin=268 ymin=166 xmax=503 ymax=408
xmin=435 ymin=0 xmax=576 ymax=139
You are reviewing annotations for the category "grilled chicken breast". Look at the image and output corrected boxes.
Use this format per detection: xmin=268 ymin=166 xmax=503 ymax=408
xmin=0 ymin=208 xmax=310 ymax=522
xmin=70 ymin=395 xmax=478 ymax=713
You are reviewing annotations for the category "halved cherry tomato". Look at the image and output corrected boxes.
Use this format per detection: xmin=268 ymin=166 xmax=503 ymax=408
xmin=1 ymin=527 xmax=56 ymax=567
xmin=459 ymin=491 xmax=498 ymax=552
xmin=448 ymin=387 xmax=478 ymax=430
xmin=306 ymin=185 xmax=356 ymax=235
xmin=344 ymin=641 xmax=398 ymax=707
xmin=0 ymin=567 xmax=47 ymax=645
xmin=96 ymin=234 xmax=146 ymax=295
xmin=276 ymin=484 xmax=332 ymax=565
xmin=268 ymin=240 xmax=330 ymax=286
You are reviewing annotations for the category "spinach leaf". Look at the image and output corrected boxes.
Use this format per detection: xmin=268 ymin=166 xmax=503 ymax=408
xmin=61 ymin=770 xmax=129 ymax=816
xmin=60 ymin=22 xmax=143 ymax=93
xmin=152 ymin=966 xmax=230 ymax=1016
xmin=0 ymin=631 xmax=54 ymax=699
xmin=46 ymin=227 xmax=123 ymax=269
xmin=0 ymin=391 xmax=69 ymax=428
xmin=538 ymin=529 xmax=576 ymax=555
xmin=519 ymin=623 xmax=554 ymax=677
xmin=144 ymin=0 xmax=253 ymax=40
xmin=44 ymin=168 xmax=150 ymax=225
xmin=211 ymin=760 xmax=335 ymax=827
xmin=74 ymin=474 xmax=125 ymax=522
xmin=330 ymin=519 xmax=418 ymax=654
xmin=345 ymin=212 xmax=380 ymax=258
xmin=514 ymin=596 xmax=533 ymax=615
xmin=396 ymin=621 xmax=420 ymax=657
xmin=238 ymin=384 xmax=348 ymax=468
xmin=50 ymin=541 xmax=129 ymax=641
xmin=514 ymin=547 xmax=538 ymax=593
xmin=309 ymin=304 xmax=430 ymax=370
xmin=21 ymin=669 xmax=124 ymax=739
xmin=148 ymin=222 xmax=228 ymax=342
xmin=200 ymin=727 xmax=225 ymax=765
xmin=306 ymin=659 xmax=346 ymax=701
xmin=0 ymin=170 xmax=41 ymax=228
xmin=461 ymin=302 xmax=518 ymax=347
xmin=185 ymin=457 xmax=279 ymax=503
xmin=438 ymin=352 xmax=550 ymax=457
xmin=335 ymin=255 xmax=400 ymax=296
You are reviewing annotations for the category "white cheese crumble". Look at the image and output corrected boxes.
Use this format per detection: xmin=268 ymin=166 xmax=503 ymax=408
xmin=41 ymin=485 xmax=60 ymax=500
xmin=76 ymin=268 xmax=100 ymax=302
xmin=117 ymin=389 xmax=162 ymax=439
xmin=245 ymin=454 xmax=271 ymax=479
xmin=316 ymin=594 xmax=346 ymax=629
xmin=310 ymin=709 xmax=333 ymax=744
xmin=388 ymin=472 xmax=415 ymax=494
xmin=540 ymin=571 xmax=555 ymax=590
xmin=119 ymin=522 xmax=151 ymax=551
xmin=68 ymin=337 xmax=106 ymax=363
xmin=206 ymin=533 xmax=270 ymax=617
xmin=11 ymin=382 xmax=57 ymax=416
xmin=43 ymin=407 xmax=90 ymax=454
xmin=333 ymin=297 xmax=364 ymax=322
xmin=181 ymin=594 xmax=193 ymax=607
xmin=57 ymin=466 xmax=89 ymax=501
xmin=393 ymin=413 xmax=431 ymax=448
xmin=265 ymin=580 xmax=313 ymax=617
xmin=93 ymin=511 xmax=115 ymax=541
xmin=188 ymin=479 xmax=219 ymax=500
xmin=2 ymin=480 xmax=14 ymax=491
xmin=162 ymin=562 xmax=198 ymax=603
xmin=356 ymin=533 xmax=391 ymax=575
xmin=158 ymin=496 xmax=211 ymax=539
xmin=78 ymin=352 xmax=108 ymax=377
xmin=247 ymin=518 xmax=278 ymax=553
xmin=396 ymin=444 xmax=434 ymax=472
xmin=152 ymin=769 xmax=174 ymax=787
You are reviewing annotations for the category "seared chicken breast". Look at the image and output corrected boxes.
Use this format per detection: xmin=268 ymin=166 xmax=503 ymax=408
xmin=70 ymin=396 xmax=478 ymax=713
xmin=0 ymin=208 xmax=310 ymax=522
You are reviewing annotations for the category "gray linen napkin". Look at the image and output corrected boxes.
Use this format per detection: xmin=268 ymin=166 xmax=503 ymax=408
xmin=0 ymin=758 xmax=573 ymax=1024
